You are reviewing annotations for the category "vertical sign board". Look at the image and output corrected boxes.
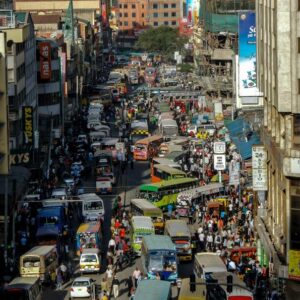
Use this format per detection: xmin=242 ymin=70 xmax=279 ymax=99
xmin=238 ymin=12 xmax=259 ymax=97
xmin=213 ymin=154 xmax=226 ymax=171
xmin=288 ymin=250 xmax=300 ymax=281
xmin=39 ymin=42 xmax=52 ymax=80
xmin=229 ymin=160 xmax=240 ymax=186
xmin=252 ymin=145 xmax=268 ymax=191
xmin=22 ymin=106 xmax=33 ymax=146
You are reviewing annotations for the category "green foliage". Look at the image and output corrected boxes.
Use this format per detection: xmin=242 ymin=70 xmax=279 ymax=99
xmin=135 ymin=26 xmax=188 ymax=56
xmin=177 ymin=63 xmax=194 ymax=73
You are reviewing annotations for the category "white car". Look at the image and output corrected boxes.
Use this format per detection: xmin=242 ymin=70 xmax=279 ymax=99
xmin=70 ymin=277 xmax=93 ymax=298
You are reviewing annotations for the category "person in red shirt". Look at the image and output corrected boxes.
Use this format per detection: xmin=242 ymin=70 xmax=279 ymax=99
xmin=115 ymin=219 xmax=121 ymax=230
xmin=119 ymin=227 xmax=126 ymax=239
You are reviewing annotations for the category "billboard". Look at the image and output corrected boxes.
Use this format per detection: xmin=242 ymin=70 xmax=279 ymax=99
xmin=186 ymin=0 xmax=200 ymax=24
xmin=22 ymin=106 xmax=33 ymax=146
xmin=238 ymin=12 xmax=259 ymax=97
xmin=39 ymin=42 xmax=52 ymax=80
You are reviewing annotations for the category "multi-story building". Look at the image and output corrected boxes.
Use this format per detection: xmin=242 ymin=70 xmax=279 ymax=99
xmin=0 ymin=10 xmax=38 ymax=150
xmin=36 ymin=38 xmax=62 ymax=139
xmin=117 ymin=0 xmax=148 ymax=31
xmin=147 ymin=0 xmax=184 ymax=28
xmin=256 ymin=0 xmax=300 ymax=295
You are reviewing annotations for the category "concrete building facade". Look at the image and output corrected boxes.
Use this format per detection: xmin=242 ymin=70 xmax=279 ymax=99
xmin=256 ymin=0 xmax=300 ymax=292
xmin=0 ymin=10 xmax=38 ymax=150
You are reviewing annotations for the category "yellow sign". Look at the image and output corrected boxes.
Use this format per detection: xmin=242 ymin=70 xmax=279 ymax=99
xmin=289 ymin=250 xmax=300 ymax=280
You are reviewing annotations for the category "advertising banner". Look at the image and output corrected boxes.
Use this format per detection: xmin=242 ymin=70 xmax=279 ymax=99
xmin=288 ymin=250 xmax=300 ymax=281
xmin=238 ymin=12 xmax=259 ymax=97
xmin=39 ymin=42 xmax=51 ymax=80
xmin=186 ymin=0 xmax=199 ymax=24
xmin=229 ymin=160 xmax=240 ymax=186
xmin=252 ymin=145 xmax=268 ymax=191
xmin=22 ymin=106 xmax=33 ymax=146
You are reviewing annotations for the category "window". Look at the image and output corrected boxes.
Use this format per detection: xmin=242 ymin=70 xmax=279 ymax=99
xmin=171 ymin=3 xmax=176 ymax=8
xmin=153 ymin=3 xmax=158 ymax=9
xmin=142 ymin=4 xmax=144 ymax=9
xmin=119 ymin=21 xmax=123 ymax=26
xmin=164 ymin=12 xmax=168 ymax=17
xmin=16 ymin=63 xmax=25 ymax=81
xmin=154 ymin=22 xmax=158 ymax=26
xmin=119 ymin=13 xmax=122 ymax=17
xmin=172 ymin=12 xmax=176 ymax=17
xmin=164 ymin=21 xmax=169 ymax=25
xmin=124 ymin=4 xmax=127 ymax=8
xmin=164 ymin=3 xmax=168 ymax=8
xmin=133 ymin=21 xmax=137 ymax=27
xmin=119 ymin=4 xmax=122 ymax=8
xmin=142 ymin=13 xmax=144 ymax=17
xmin=124 ymin=12 xmax=128 ymax=17
xmin=132 ymin=4 xmax=136 ymax=9
xmin=172 ymin=21 xmax=177 ymax=26
xmin=153 ymin=13 xmax=158 ymax=18
xmin=132 ymin=13 xmax=136 ymax=17
xmin=124 ymin=21 xmax=128 ymax=26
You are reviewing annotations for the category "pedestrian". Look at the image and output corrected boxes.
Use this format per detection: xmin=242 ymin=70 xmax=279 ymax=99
xmin=106 ymin=265 xmax=113 ymax=294
xmin=108 ymin=237 xmax=116 ymax=255
xmin=176 ymin=278 xmax=182 ymax=296
xmin=125 ymin=276 xmax=134 ymax=297
xmin=132 ymin=267 xmax=141 ymax=288
xmin=56 ymin=269 xmax=63 ymax=290
xmin=112 ymin=274 xmax=120 ymax=299
xmin=100 ymin=277 xmax=108 ymax=295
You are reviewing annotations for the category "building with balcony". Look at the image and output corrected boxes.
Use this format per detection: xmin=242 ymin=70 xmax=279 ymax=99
xmin=256 ymin=0 xmax=300 ymax=295
xmin=0 ymin=10 xmax=38 ymax=150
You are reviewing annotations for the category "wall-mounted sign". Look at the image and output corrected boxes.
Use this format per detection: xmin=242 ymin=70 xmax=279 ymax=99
xmin=10 ymin=152 xmax=30 ymax=165
xmin=39 ymin=42 xmax=52 ymax=80
xmin=22 ymin=106 xmax=33 ymax=146
xmin=252 ymin=145 xmax=268 ymax=191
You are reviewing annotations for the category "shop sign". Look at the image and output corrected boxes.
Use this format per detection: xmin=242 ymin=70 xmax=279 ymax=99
xmin=10 ymin=152 xmax=30 ymax=165
xmin=288 ymin=250 xmax=300 ymax=281
xmin=252 ymin=145 xmax=268 ymax=191
xmin=39 ymin=42 xmax=52 ymax=80
xmin=229 ymin=160 xmax=240 ymax=186
xmin=213 ymin=154 xmax=226 ymax=171
xmin=22 ymin=106 xmax=33 ymax=146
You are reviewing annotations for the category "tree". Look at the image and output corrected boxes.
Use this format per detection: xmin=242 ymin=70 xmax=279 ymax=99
xmin=135 ymin=26 xmax=188 ymax=57
xmin=178 ymin=63 xmax=194 ymax=73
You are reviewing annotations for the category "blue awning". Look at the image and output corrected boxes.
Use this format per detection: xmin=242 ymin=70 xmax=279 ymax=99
xmin=226 ymin=118 xmax=260 ymax=160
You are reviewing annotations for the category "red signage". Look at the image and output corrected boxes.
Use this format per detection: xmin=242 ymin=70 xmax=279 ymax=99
xmin=39 ymin=42 xmax=52 ymax=80
xmin=102 ymin=3 xmax=107 ymax=27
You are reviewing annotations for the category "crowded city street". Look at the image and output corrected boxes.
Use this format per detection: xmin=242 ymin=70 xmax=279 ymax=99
xmin=0 ymin=52 xmax=277 ymax=300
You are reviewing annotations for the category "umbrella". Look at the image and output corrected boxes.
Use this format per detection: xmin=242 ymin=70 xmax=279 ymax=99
xmin=211 ymin=173 xmax=229 ymax=182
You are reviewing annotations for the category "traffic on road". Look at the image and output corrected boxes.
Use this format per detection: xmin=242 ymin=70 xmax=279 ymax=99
xmin=1 ymin=52 xmax=270 ymax=300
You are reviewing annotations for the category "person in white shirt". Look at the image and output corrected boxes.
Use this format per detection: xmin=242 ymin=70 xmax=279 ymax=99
xmin=206 ymin=233 xmax=213 ymax=251
xmin=108 ymin=238 xmax=116 ymax=254
xmin=132 ymin=267 xmax=141 ymax=288
xmin=198 ymin=232 xmax=205 ymax=251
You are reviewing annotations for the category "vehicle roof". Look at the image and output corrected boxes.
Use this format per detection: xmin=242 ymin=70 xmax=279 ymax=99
xmin=130 ymin=198 xmax=162 ymax=212
xmin=154 ymin=164 xmax=186 ymax=175
xmin=77 ymin=222 xmax=101 ymax=233
xmin=165 ymin=150 xmax=188 ymax=160
xmin=139 ymin=177 xmax=198 ymax=192
xmin=161 ymin=119 xmax=177 ymax=126
xmin=178 ymin=183 xmax=224 ymax=200
xmin=7 ymin=277 xmax=39 ymax=288
xmin=73 ymin=277 xmax=92 ymax=282
xmin=179 ymin=278 xmax=206 ymax=299
xmin=22 ymin=245 xmax=56 ymax=257
xmin=79 ymin=193 xmax=103 ymax=202
xmin=38 ymin=206 xmax=63 ymax=216
xmin=194 ymin=252 xmax=227 ymax=273
xmin=134 ymin=135 xmax=162 ymax=145
xmin=142 ymin=235 xmax=175 ymax=251
xmin=81 ymin=248 xmax=100 ymax=254
xmin=134 ymin=280 xmax=171 ymax=300
xmin=131 ymin=216 xmax=154 ymax=230
xmin=165 ymin=220 xmax=191 ymax=238
xmin=152 ymin=157 xmax=180 ymax=166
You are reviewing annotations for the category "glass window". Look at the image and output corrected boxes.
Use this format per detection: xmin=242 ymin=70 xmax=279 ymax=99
xmin=153 ymin=3 xmax=158 ymax=9
xmin=153 ymin=22 xmax=158 ymax=26
xmin=164 ymin=4 xmax=168 ymax=8
xmin=132 ymin=13 xmax=136 ymax=17
xmin=142 ymin=13 xmax=144 ymax=17
xmin=164 ymin=12 xmax=168 ymax=17
xmin=124 ymin=12 xmax=128 ymax=17
xmin=172 ymin=21 xmax=177 ymax=26
xmin=119 ymin=4 xmax=122 ymax=8
xmin=171 ymin=3 xmax=176 ymax=8
xmin=124 ymin=4 xmax=127 ymax=8
xmin=132 ymin=4 xmax=136 ymax=9
xmin=172 ymin=12 xmax=176 ymax=17
xmin=124 ymin=21 xmax=128 ymax=26
xmin=164 ymin=21 xmax=169 ymax=25
xmin=119 ymin=13 xmax=122 ymax=17
xmin=153 ymin=13 xmax=158 ymax=18
xmin=119 ymin=21 xmax=122 ymax=26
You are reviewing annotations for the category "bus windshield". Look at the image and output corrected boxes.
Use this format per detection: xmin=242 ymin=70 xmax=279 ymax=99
xmin=22 ymin=256 xmax=40 ymax=268
xmin=79 ymin=232 xmax=97 ymax=248
xmin=38 ymin=216 xmax=58 ymax=226
xmin=84 ymin=201 xmax=103 ymax=211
